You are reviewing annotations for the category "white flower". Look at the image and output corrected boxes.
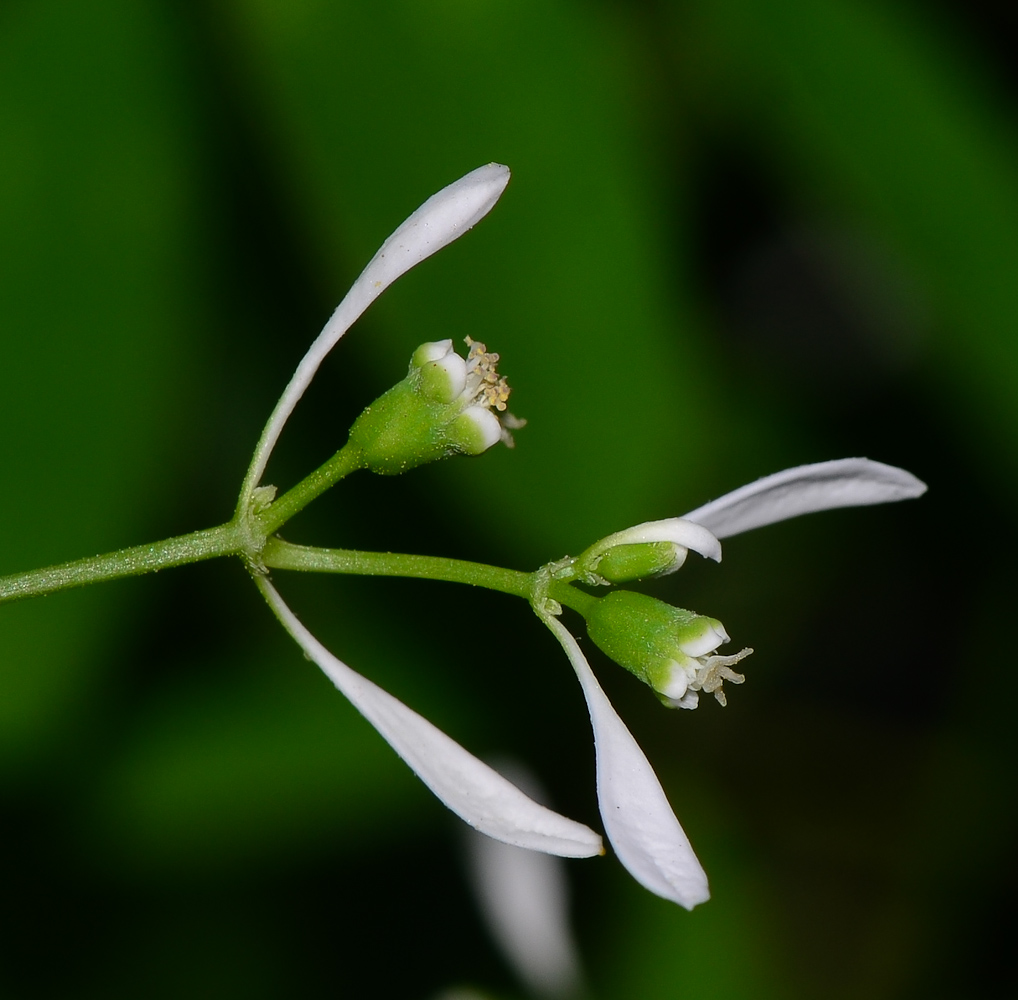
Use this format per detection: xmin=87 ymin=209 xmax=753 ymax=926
xmin=542 ymin=458 xmax=927 ymax=908
xmin=246 ymin=165 xmax=603 ymax=861
xmin=243 ymin=163 xmax=928 ymax=907
xmin=239 ymin=163 xmax=522 ymax=501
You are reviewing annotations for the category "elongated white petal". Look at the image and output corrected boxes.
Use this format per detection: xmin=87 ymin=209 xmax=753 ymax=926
xmin=257 ymin=578 xmax=602 ymax=858
xmin=590 ymin=518 xmax=722 ymax=564
xmin=682 ymin=458 xmax=927 ymax=540
xmin=542 ymin=614 xmax=710 ymax=908
xmin=465 ymin=762 xmax=584 ymax=999
xmin=241 ymin=163 xmax=511 ymax=498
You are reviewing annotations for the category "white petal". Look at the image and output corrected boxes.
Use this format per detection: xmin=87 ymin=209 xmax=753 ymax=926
xmin=590 ymin=518 xmax=723 ymax=564
xmin=542 ymin=614 xmax=710 ymax=909
xmin=413 ymin=339 xmax=455 ymax=364
xmin=257 ymin=578 xmax=602 ymax=858
xmin=465 ymin=762 xmax=584 ymax=999
xmin=678 ymin=618 xmax=728 ymax=658
xmin=682 ymin=458 xmax=927 ymax=540
xmin=432 ymin=352 xmax=468 ymax=399
xmin=455 ymin=405 xmax=502 ymax=453
xmin=241 ymin=163 xmax=511 ymax=499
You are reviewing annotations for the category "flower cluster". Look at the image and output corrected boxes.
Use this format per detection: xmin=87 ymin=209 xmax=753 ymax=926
xmin=247 ymin=165 xmax=927 ymax=909
xmin=535 ymin=457 xmax=925 ymax=906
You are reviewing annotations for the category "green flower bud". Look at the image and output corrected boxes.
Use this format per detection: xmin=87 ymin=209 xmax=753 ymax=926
xmin=348 ymin=337 xmax=520 ymax=474
xmin=573 ymin=518 xmax=721 ymax=585
xmin=584 ymin=590 xmax=752 ymax=709
xmin=584 ymin=541 xmax=684 ymax=583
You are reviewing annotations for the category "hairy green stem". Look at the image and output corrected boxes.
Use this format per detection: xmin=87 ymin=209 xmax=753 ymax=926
xmin=0 ymin=439 xmax=598 ymax=618
xmin=261 ymin=538 xmax=597 ymax=615
xmin=0 ymin=521 xmax=598 ymax=620
xmin=0 ymin=522 xmax=244 ymax=605
xmin=254 ymin=443 xmax=366 ymax=535
xmin=262 ymin=538 xmax=531 ymax=596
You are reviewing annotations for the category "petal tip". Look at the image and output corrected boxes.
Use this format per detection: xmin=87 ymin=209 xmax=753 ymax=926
xmin=677 ymin=882 xmax=711 ymax=911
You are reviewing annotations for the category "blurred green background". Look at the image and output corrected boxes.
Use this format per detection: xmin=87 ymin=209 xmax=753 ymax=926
xmin=1 ymin=0 xmax=1015 ymax=996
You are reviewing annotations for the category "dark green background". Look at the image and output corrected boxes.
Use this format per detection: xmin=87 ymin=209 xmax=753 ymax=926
xmin=1 ymin=1 xmax=1014 ymax=996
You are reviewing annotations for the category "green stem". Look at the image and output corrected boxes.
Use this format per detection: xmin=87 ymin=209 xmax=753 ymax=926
xmin=261 ymin=538 xmax=598 ymax=615
xmin=262 ymin=537 xmax=531 ymax=596
xmin=552 ymin=581 xmax=598 ymax=617
xmin=0 ymin=521 xmax=244 ymax=605
xmin=254 ymin=443 xmax=366 ymax=535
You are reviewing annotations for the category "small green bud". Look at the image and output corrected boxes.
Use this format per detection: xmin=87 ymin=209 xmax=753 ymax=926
xmin=348 ymin=337 xmax=519 ymax=474
xmin=249 ymin=484 xmax=278 ymax=514
xmin=582 ymin=541 xmax=684 ymax=583
xmin=573 ymin=518 xmax=721 ymax=585
xmin=584 ymin=590 xmax=752 ymax=709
